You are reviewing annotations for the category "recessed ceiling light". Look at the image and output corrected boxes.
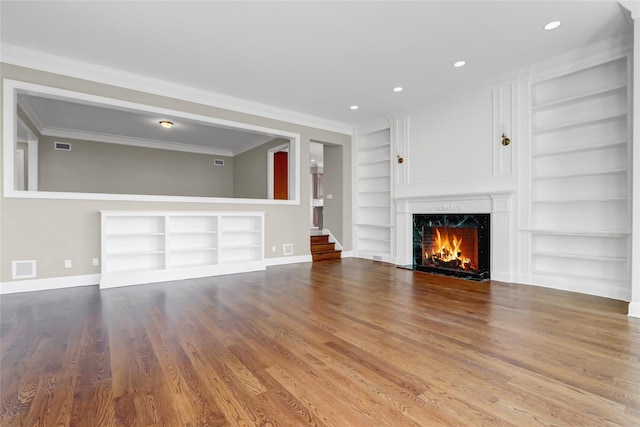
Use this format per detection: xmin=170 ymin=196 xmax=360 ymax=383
xmin=350 ymin=105 xmax=359 ymax=110
xmin=393 ymin=86 xmax=403 ymax=92
xmin=453 ymin=60 xmax=466 ymax=68
xmin=159 ymin=120 xmax=174 ymax=128
xmin=544 ymin=21 xmax=561 ymax=30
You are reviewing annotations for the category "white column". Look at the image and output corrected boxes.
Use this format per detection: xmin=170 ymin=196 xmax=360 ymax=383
xmin=621 ymin=2 xmax=640 ymax=317
xmin=395 ymin=200 xmax=413 ymax=265
xmin=490 ymin=194 xmax=514 ymax=282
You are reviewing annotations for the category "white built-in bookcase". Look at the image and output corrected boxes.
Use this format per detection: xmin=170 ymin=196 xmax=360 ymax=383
xmin=527 ymin=55 xmax=631 ymax=299
xmin=101 ymin=211 xmax=264 ymax=288
xmin=354 ymin=127 xmax=393 ymax=262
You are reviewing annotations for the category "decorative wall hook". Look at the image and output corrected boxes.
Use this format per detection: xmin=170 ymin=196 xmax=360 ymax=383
xmin=397 ymin=155 xmax=404 ymax=164
xmin=501 ymin=133 xmax=511 ymax=146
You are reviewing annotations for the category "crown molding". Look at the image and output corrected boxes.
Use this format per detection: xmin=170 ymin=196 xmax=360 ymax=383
xmin=619 ymin=1 xmax=640 ymax=20
xmin=354 ymin=117 xmax=393 ymax=136
xmin=0 ymin=43 xmax=353 ymax=135
xmin=16 ymin=95 xmax=45 ymax=132
xmin=231 ymin=135 xmax=278 ymax=156
xmin=530 ymin=33 xmax=633 ymax=84
xmin=41 ymin=127 xmax=234 ymax=157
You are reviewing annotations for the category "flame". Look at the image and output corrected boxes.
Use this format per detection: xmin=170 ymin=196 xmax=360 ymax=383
xmin=428 ymin=228 xmax=475 ymax=270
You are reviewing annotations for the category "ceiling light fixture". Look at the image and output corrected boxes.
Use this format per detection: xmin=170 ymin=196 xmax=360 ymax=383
xmin=453 ymin=60 xmax=466 ymax=68
xmin=393 ymin=86 xmax=403 ymax=92
xmin=159 ymin=120 xmax=174 ymax=128
xmin=544 ymin=21 xmax=561 ymax=30
xmin=350 ymin=105 xmax=359 ymax=110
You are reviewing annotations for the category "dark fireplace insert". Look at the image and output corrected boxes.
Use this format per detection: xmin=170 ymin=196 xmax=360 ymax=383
xmin=411 ymin=213 xmax=490 ymax=281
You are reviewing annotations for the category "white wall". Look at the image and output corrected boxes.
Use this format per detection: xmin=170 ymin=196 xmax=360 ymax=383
xmin=390 ymin=35 xmax=633 ymax=302
xmin=408 ymin=89 xmax=494 ymax=184
xmin=396 ymin=83 xmax=516 ymax=200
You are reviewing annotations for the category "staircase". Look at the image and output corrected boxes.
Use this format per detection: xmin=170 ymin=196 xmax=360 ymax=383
xmin=310 ymin=234 xmax=342 ymax=261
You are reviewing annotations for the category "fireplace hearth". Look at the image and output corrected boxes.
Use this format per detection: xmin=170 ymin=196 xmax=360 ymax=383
xmin=409 ymin=214 xmax=490 ymax=281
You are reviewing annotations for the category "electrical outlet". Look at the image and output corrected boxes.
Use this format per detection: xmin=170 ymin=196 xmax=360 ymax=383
xmin=92 ymin=258 xmax=99 ymax=266
xmin=64 ymin=259 xmax=72 ymax=268
xmin=272 ymin=246 xmax=276 ymax=252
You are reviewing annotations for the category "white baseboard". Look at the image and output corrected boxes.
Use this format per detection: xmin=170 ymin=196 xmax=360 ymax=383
xmin=628 ymin=301 xmax=640 ymax=318
xmin=0 ymin=274 xmax=100 ymax=294
xmin=100 ymin=261 xmax=266 ymax=289
xmin=265 ymin=255 xmax=313 ymax=266
xmin=491 ymin=271 xmax=514 ymax=283
xmin=528 ymin=274 xmax=631 ymax=302
xmin=357 ymin=252 xmax=395 ymax=264
xmin=341 ymin=251 xmax=353 ymax=258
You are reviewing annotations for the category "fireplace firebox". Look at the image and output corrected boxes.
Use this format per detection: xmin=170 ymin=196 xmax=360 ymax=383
xmin=412 ymin=214 xmax=490 ymax=281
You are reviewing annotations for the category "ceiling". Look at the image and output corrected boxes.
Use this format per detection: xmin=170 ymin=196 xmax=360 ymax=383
xmin=17 ymin=93 xmax=279 ymax=156
xmin=0 ymin=1 xmax=633 ymax=129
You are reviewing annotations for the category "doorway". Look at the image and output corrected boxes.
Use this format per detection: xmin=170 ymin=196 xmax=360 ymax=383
xmin=310 ymin=142 xmax=324 ymax=230
xmin=309 ymin=141 xmax=344 ymax=246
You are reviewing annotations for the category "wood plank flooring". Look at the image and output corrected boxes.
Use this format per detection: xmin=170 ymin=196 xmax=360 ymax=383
xmin=1 ymin=258 xmax=639 ymax=426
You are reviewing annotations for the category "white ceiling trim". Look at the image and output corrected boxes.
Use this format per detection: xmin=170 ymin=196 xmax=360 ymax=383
xmin=232 ymin=135 xmax=278 ymax=156
xmin=16 ymin=95 xmax=45 ymax=132
xmin=1 ymin=43 xmax=353 ymax=135
xmin=41 ymin=127 xmax=235 ymax=157
xmin=529 ymin=34 xmax=632 ymax=84
xmin=619 ymin=1 xmax=640 ymax=19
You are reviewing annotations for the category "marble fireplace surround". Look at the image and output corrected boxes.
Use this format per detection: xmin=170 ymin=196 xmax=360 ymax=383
xmin=395 ymin=193 xmax=515 ymax=283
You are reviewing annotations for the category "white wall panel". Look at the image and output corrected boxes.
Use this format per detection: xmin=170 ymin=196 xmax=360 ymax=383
xmin=408 ymin=89 xmax=493 ymax=184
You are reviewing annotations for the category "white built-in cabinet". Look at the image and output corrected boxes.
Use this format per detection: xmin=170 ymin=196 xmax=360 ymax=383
xmin=101 ymin=211 xmax=265 ymax=289
xmin=527 ymin=56 xmax=631 ymax=299
xmin=354 ymin=127 xmax=393 ymax=262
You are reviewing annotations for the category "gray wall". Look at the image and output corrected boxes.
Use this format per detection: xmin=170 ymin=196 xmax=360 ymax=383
xmin=233 ymin=138 xmax=289 ymax=199
xmin=0 ymin=63 xmax=352 ymax=282
xmin=38 ymin=135 xmax=234 ymax=197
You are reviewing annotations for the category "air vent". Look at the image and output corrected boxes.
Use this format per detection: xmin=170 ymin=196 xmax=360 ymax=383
xmin=12 ymin=260 xmax=36 ymax=279
xmin=283 ymin=243 xmax=293 ymax=256
xmin=54 ymin=142 xmax=71 ymax=151
xmin=214 ymin=159 xmax=225 ymax=166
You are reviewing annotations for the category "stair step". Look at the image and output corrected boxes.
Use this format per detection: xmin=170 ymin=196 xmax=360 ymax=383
xmin=310 ymin=235 xmax=330 ymax=244
xmin=311 ymin=242 xmax=335 ymax=252
xmin=310 ymin=234 xmax=340 ymax=261
xmin=312 ymin=250 xmax=342 ymax=261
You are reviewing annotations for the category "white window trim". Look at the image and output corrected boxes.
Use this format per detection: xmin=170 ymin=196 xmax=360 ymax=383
xmin=3 ymin=79 xmax=301 ymax=205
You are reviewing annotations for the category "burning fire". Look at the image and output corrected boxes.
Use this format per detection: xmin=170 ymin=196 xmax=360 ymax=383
xmin=427 ymin=228 xmax=476 ymax=271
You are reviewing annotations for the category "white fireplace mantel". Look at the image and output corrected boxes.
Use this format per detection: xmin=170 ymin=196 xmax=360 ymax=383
xmin=395 ymin=192 xmax=516 ymax=282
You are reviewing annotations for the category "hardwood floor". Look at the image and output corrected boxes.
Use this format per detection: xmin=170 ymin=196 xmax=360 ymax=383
xmin=1 ymin=258 xmax=639 ymax=426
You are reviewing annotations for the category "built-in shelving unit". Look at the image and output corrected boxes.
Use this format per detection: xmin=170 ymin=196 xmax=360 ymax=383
xmin=101 ymin=211 xmax=265 ymax=289
xmin=527 ymin=55 xmax=631 ymax=300
xmin=354 ymin=127 xmax=393 ymax=262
